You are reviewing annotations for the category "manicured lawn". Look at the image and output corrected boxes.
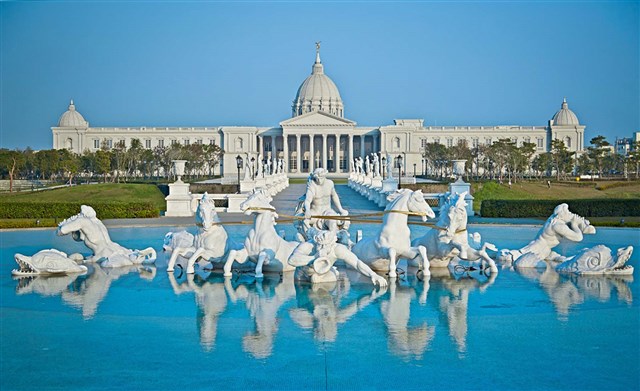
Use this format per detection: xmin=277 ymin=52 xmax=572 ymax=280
xmin=0 ymin=183 xmax=167 ymax=210
xmin=472 ymin=181 xmax=640 ymax=212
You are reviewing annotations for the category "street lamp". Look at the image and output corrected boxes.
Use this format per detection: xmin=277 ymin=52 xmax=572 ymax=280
xmin=381 ymin=156 xmax=386 ymax=180
xmin=235 ymin=155 xmax=243 ymax=193
xmin=413 ymin=163 xmax=417 ymax=177
xmin=396 ymin=154 xmax=403 ymax=189
xmin=250 ymin=156 xmax=255 ymax=180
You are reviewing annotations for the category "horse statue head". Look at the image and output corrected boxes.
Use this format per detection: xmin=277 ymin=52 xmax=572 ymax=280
xmin=240 ymin=188 xmax=277 ymax=219
xmin=438 ymin=192 xmax=468 ymax=237
xmin=195 ymin=192 xmax=220 ymax=231
xmin=386 ymin=189 xmax=435 ymax=222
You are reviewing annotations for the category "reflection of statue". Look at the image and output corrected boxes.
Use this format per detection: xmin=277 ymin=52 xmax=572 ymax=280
xmin=289 ymin=278 xmax=386 ymax=343
xmin=556 ymin=245 xmax=633 ymax=275
xmin=288 ymin=229 xmax=388 ymax=286
xmin=500 ymin=203 xmax=596 ymax=268
xmin=12 ymin=249 xmax=87 ymax=276
xmin=299 ymin=168 xmax=349 ymax=235
xmin=56 ymin=205 xmax=156 ymax=267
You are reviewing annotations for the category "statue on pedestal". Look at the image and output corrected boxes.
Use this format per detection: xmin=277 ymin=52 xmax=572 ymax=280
xmin=372 ymin=153 xmax=380 ymax=178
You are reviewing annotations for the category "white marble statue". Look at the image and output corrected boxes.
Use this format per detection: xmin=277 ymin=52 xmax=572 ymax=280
xmin=386 ymin=153 xmax=393 ymax=178
xmin=12 ymin=249 xmax=88 ymax=276
xmin=223 ymin=188 xmax=298 ymax=278
xmin=266 ymin=158 xmax=272 ymax=175
xmin=499 ymin=203 xmax=596 ymax=268
xmin=365 ymin=155 xmax=371 ymax=176
xmin=288 ymin=229 xmax=388 ymax=286
xmin=294 ymin=168 xmax=350 ymax=242
xmin=411 ymin=192 xmax=497 ymax=273
xmin=56 ymin=205 xmax=156 ymax=267
xmin=163 ymin=231 xmax=195 ymax=253
xmin=372 ymin=153 xmax=380 ymax=178
xmin=555 ymin=245 xmax=633 ymax=275
xmin=351 ymin=189 xmax=435 ymax=278
xmin=257 ymin=154 xmax=264 ymax=178
xmin=243 ymin=155 xmax=252 ymax=180
xmin=272 ymin=158 xmax=277 ymax=175
xmin=167 ymin=193 xmax=238 ymax=274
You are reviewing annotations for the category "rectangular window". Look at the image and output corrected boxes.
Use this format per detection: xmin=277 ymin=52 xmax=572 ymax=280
xmin=106 ymin=139 xmax=113 ymax=149
xmin=158 ymin=139 xmax=164 ymax=148
xmin=184 ymin=139 xmax=190 ymax=146
xmin=421 ymin=138 xmax=427 ymax=148
xmin=171 ymin=140 xmax=178 ymax=146
xmin=93 ymin=139 xmax=100 ymax=149
xmin=537 ymin=138 xmax=543 ymax=149
xmin=434 ymin=138 xmax=440 ymax=145
xmin=485 ymin=138 xmax=492 ymax=146
xmin=145 ymin=139 xmax=151 ymax=149
xmin=209 ymin=139 xmax=215 ymax=145
xmin=446 ymin=138 xmax=453 ymax=148
xmin=472 ymin=138 xmax=479 ymax=148
xmin=196 ymin=139 xmax=203 ymax=145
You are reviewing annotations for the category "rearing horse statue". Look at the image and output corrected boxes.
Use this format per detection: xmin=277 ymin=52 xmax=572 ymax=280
xmin=167 ymin=193 xmax=238 ymax=274
xmin=351 ymin=189 xmax=435 ymax=278
xmin=223 ymin=188 xmax=298 ymax=278
xmin=411 ymin=192 xmax=497 ymax=273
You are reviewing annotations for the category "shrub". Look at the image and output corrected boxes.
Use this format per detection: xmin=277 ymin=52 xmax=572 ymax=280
xmin=595 ymin=181 xmax=639 ymax=191
xmin=480 ymin=199 xmax=640 ymax=218
xmin=0 ymin=202 xmax=160 ymax=219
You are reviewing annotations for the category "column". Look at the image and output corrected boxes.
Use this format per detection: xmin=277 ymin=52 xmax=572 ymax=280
xmin=271 ymin=135 xmax=276 ymax=160
xmin=296 ymin=134 xmax=301 ymax=173
xmin=360 ymin=135 xmax=365 ymax=158
xmin=283 ymin=134 xmax=289 ymax=173
xmin=322 ymin=134 xmax=328 ymax=170
xmin=309 ymin=135 xmax=315 ymax=172
xmin=373 ymin=135 xmax=378 ymax=154
xmin=348 ymin=134 xmax=354 ymax=168
xmin=336 ymin=134 xmax=342 ymax=173
xmin=258 ymin=136 xmax=263 ymax=156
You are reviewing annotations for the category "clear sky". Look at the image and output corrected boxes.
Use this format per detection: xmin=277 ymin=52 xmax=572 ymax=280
xmin=1 ymin=1 xmax=638 ymax=150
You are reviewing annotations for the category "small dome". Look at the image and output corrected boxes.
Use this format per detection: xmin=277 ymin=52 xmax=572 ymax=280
xmin=292 ymin=44 xmax=344 ymax=118
xmin=58 ymin=99 xmax=88 ymax=127
xmin=552 ymin=98 xmax=579 ymax=126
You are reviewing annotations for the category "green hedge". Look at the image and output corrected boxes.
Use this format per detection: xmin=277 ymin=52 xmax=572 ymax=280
xmin=0 ymin=202 xmax=160 ymax=219
xmin=480 ymin=199 xmax=640 ymax=218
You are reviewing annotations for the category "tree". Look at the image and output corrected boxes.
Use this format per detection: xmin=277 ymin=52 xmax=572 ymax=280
xmin=422 ymin=142 xmax=448 ymax=178
xmin=58 ymin=149 xmax=80 ymax=185
xmin=95 ymin=150 xmax=112 ymax=183
xmin=628 ymin=141 xmax=640 ymax=179
xmin=586 ymin=135 xmax=610 ymax=178
xmin=0 ymin=149 xmax=26 ymax=192
xmin=203 ymin=143 xmax=224 ymax=178
xmin=532 ymin=153 xmax=552 ymax=179
xmin=487 ymin=138 xmax=516 ymax=182
xmin=551 ymin=139 xmax=574 ymax=180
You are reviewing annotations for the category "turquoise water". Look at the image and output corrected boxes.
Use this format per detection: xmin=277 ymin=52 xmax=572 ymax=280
xmin=1 ymin=224 xmax=639 ymax=390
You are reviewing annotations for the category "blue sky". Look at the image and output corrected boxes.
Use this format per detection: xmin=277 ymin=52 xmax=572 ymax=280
xmin=1 ymin=1 xmax=638 ymax=150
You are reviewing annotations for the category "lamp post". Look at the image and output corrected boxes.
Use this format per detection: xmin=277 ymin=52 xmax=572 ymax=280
xmin=413 ymin=163 xmax=417 ymax=177
xmin=421 ymin=158 xmax=425 ymax=176
xmin=381 ymin=156 xmax=386 ymax=180
xmin=250 ymin=157 xmax=255 ymax=180
xmin=402 ymin=152 xmax=407 ymax=176
xmin=396 ymin=154 xmax=403 ymax=189
xmin=235 ymin=155 xmax=243 ymax=193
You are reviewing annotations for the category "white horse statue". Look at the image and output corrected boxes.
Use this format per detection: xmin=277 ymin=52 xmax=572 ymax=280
xmin=351 ymin=189 xmax=435 ymax=278
xmin=223 ymin=188 xmax=298 ymax=278
xmin=411 ymin=192 xmax=497 ymax=273
xmin=56 ymin=205 xmax=156 ymax=267
xmin=167 ymin=193 xmax=238 ymax=274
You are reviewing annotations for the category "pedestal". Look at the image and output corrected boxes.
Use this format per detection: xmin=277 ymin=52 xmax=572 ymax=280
xmin=240 ymin=179 xmax=255 ymax=193
xmin=448 ymin=178 xmax=475 ymax=216
xmin=226 ymin=193 xmax=249 ymax=213
xmin=382 ymin=178 xmax=398 ymax=192
xmin=165 ymin=181 xmax=193 ymax=217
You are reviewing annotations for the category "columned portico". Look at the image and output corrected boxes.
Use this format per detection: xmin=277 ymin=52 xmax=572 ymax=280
xmin=296 ymin=134 xmax=301 ymax=173
xmin=322 ymin=134 xmax=328 ymax=169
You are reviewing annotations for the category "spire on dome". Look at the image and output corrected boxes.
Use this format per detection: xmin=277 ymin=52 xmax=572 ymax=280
xmin=69 ymin=99 xmax=76 ymax=111
xmin=311 ymin=42 xmax=324 ymax=75
xmin=315 ymin=41 xmax=321 ymax=63
xmin=562 ymin=97 xmax=568 ymax=109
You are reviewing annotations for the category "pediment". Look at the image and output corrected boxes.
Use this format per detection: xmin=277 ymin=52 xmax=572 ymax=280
xmin=280 ymin=111 xmax=356 ymax=127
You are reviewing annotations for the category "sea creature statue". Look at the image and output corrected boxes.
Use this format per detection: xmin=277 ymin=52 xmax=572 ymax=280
xmin=555 ymin=245 xmax=634 ymax=275
xmin=12 ymin=249 xmax=87 ymax=276
xmin=57 ymin=205 xmax=156 ymax=267
xmin=293 ymin=168 xmax=350 ymax=245
xmin=167 ymin=193 xmax=238 ymax=274
xmin=411 ymin=192 xmax=497 ymax=273
xmin=163 ymin=231 xmax=195 ymax=252
xmin=223 ymin=188 xmax=299 ymax=278
xmin=288 ymin=229 xmax=388 ymax=286
xmin=499 ymin=203 xmax=596 ymax=268
xmin=351 ymin=189 xmax=434 ymax=278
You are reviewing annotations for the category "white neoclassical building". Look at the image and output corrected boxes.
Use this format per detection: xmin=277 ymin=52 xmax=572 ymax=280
xmin=52 ymin=45 xmax=585 ymax=181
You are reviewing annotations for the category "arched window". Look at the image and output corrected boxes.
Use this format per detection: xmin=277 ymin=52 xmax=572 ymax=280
xmin=565 ymin=136 xmax=572 ymax=148
xmin=235 ymin=137 xmax=244 ymax=151
xmin=65 ymin=138 xmax=73 ymax=149
xmin=393 ymin=137 xmax=401 ymax=151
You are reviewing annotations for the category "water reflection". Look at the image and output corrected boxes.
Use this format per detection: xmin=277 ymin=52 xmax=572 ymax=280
xmin=430 ymin=267 xmax=497 ymax=354
xmin=514 ymin=265 xmax=634 ymax=318
xmin=14 ymin=264 xmax=156 ymax=319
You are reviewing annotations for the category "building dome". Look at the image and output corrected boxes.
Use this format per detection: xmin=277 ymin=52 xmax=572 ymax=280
xmin=58 ymin=99 xmax=88 ymax=127
xmin=292 ymin=45 xmax=344 ymax=118
xmin=551 ymin=98 xmax=579 ymax=126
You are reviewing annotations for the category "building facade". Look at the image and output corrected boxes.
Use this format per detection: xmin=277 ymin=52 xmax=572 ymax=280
xmin=52 ymin=46 xmax=586 ymax=180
